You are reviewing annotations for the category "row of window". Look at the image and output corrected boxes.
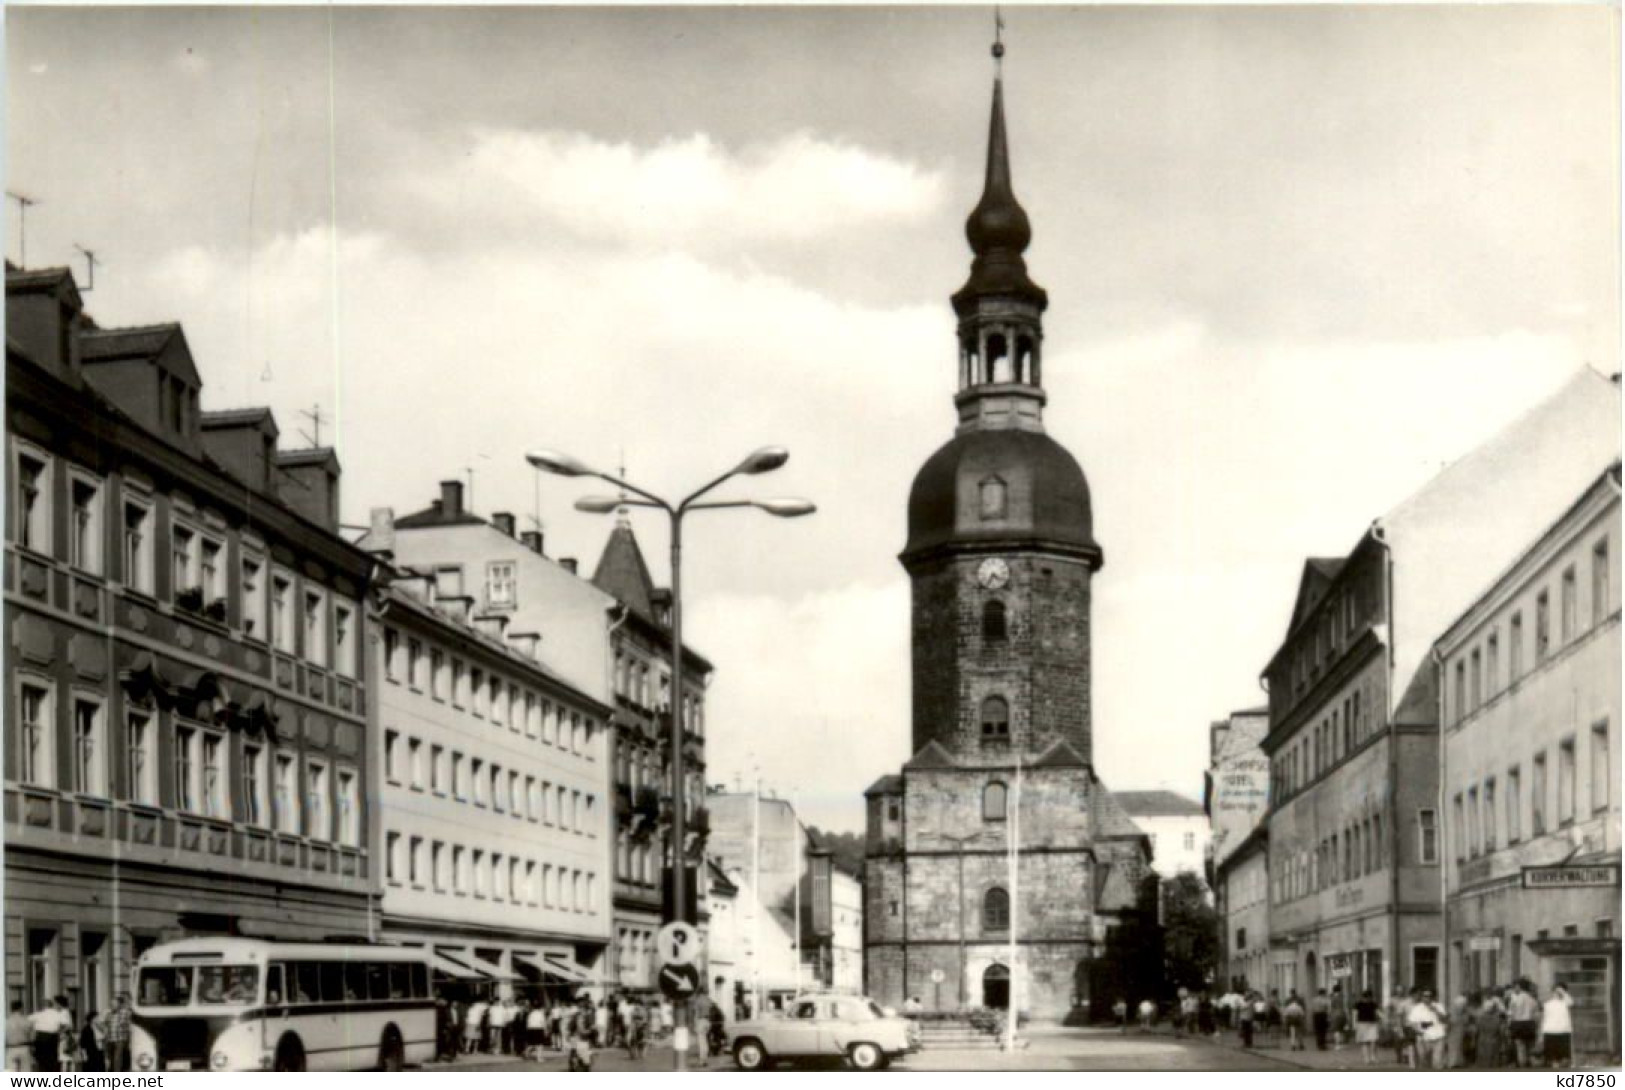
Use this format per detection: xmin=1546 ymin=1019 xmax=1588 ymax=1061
xmin=12 ymin=442 xmax=359 ymax=675
xmin=383 ymin=833 xmax=594 ymax=912
xmin=15 ymin=675 xmax=360 ymax=844
xmin=1273 ymin=812 xmax=1394 ymax=906
xmin=383 ymin=730 xmax=597 ymax=833
xmin=416 ymin=560 xmax=519 ymax=610
xmin=1453 ymin=722 xmax=1610 ymax=862
xmin=382 ymin=628 xmax=596 ymax=756
xmin=1450 ymin=538 xmax=1611 ymax=726
xmin=1285 ymin=576 xmax=1374 ymax=701
xmin=1271 ymin=683 xmax=1374 ymax=804
xmin=611 ymin=650 xmax=704 ymax=734
xmin=615 ymin=837 xmax=664 ymax=886
xmin=881 ymin=887 xmax=1010 ymax=933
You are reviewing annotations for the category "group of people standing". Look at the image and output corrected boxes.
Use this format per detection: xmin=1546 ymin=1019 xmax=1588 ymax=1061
xmin=5 ymin=994 xmax=131 ymax=1073
xmin=1384 ymin=979 xmax=1577 ymax=1070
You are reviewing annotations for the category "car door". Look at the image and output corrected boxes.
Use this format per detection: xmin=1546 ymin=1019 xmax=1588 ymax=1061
xmin=827 ymin=999 xmax=866 ymax=1054
xmin=778 ymin=1000 xmax=822 ymax=1057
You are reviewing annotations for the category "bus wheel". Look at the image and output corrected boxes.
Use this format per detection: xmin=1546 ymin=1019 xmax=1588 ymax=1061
xmin=379 ymin=1026 xmax=405 ymax=1071
xmin=274 ymin=1036 xmax=306 ymax=1072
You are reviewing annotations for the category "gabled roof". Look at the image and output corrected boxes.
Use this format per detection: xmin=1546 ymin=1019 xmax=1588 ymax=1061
xmin=863 ymin=774 xmax=903 ymax=797
xmin=1030 ymin=738 xmax=1089 ymax=768
xmin=6 ymin=264 xmax=83 ymax=308
xmin=202 ymin=407 xmax=279 ymax=434
xmin=80 ymin=322 xmax=202 ymax=387
xmin=1093 ymin=786 xmax=1152 ymax=840
xmin=1113 ymin=789 xmax=1205 ymax=818
xmin=902 ymin=739 xmax=958 ymax=771
xmin=276 ymin=447 xmax=340 ymax=471
xmin=1391 ymin=657 xmax=1439 ymax=729
xmin=394 ymin=501 xmax=486 ymax=529
xmin=592 ymin=523 xmax=658 ymax=618
xmin=1286 ymin=557 xmax=1346 ymax=636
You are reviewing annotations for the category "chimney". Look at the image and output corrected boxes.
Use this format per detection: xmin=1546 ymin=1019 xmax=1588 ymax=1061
xmin=473 ymin=614 xmax=509 ymax=640
xmin=440 ymin=480 xmax=464 ymax=519
xmin=507 ymin=631 xmax=541 ymax=660
xmin=367 ymin=506 xmax=396 ymax=557
xmin=521 ymin=530 xmax=545 ymax=555
xmin=493 ymin=512 xmax=516 ymax=537
xmin=560 ymin=558 xmax=578 ymax=574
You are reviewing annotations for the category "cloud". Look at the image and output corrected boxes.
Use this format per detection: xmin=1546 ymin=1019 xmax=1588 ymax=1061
xmin=400 ymin=127 xmax=947 ymax=252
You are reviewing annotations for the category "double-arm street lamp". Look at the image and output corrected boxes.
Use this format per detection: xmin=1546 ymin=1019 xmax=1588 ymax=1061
xmin=526 ymin=445 xmax=814 ymax=1069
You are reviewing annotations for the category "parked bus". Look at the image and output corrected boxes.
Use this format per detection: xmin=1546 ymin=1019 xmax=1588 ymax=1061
xmin=129 ymin=937 xmax=436 ymax=1071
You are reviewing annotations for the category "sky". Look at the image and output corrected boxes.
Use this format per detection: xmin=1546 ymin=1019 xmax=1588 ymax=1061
xmin=7 ymin=5 xmax=1619 ymax=833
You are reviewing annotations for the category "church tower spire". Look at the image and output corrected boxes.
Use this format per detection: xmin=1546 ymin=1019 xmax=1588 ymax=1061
xmin=950 ymin=33 xmax=1049 ymax=433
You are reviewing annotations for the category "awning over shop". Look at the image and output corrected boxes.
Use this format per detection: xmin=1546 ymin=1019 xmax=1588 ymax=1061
xmin=468 ymin=952 xmax=519 ymax=981
xmin=431 ymin=951 xmax=489 ymax=980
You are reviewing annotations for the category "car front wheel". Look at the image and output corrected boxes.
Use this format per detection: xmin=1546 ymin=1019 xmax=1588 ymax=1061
xmin=848 ymin=1042 xmax=884 ymax=1071
xmin=734 ymin=1038 xmax=769 ymax=1071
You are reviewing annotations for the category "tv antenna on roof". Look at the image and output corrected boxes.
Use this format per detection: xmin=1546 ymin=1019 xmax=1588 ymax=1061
xmin=6 ymin=191 xmax=40 ymax=267
xmin=298 ymin=403 xmax=329 ymax=448
xmin=73 ymin=244 xmax=98 ymax=292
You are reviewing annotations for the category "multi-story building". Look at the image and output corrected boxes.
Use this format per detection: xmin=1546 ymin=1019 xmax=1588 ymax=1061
xmin=6 ymin=265 xmax=376 ymax=1016
xmin=862 ymin=55 xmax=1154 ymax=1022
xmin=1208 ymin=707 xmax=1271 ymax=990
xmin=1438 ymin=463 xmax=1620 ymax=1058
xmin=367 ymin=572 xmax=613 ymax=996
xmin=1118 ymin=791 xmax=1210 ymax=882
xmin=1260 ymin=367 xmax=1618 ymax=1002
xmin=800 ymin=851 xmax=864 ymax=994
xmin=590 ymin=519 xmax=712 ymax=992
xmin=709 ymin=791 xmax=809 ymax=1003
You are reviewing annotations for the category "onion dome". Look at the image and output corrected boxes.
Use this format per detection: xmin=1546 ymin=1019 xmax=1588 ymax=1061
xmin=952 ymin=77 xmax=1048 ymax=315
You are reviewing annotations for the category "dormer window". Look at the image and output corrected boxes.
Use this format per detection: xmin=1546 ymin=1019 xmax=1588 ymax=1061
xmin=487 ymin=560 xmax=517 ymax=608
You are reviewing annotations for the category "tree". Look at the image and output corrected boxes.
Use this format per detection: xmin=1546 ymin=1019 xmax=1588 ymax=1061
xmin=1160 ymin=872 xmax=1219 ymax=994
xmin=804 ymin=826 xmax=866 ymax=877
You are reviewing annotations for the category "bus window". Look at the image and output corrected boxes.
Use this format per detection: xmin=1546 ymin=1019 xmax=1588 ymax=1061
xmin=344 ymin=963 xmax=367 ymax=1002
xmin=266 ymin=964 xmax=285 ymax=1007
xmin=367 ymin=964 xmax=390 ymax=1001
xmin=410 ymin=962 xmax=428 ymax=999
xmin=197 ymin=966 xmax=260 ymax=1006
xmin=295 ymin=962 xmax=320 ymax=1004
xmin=320 ymin=963 xmax=343 ymax=1004
xmin=389 ymin=963 xmax=410 ymax=999
xmin=138 ymin=966 xmax=194 ymax=1007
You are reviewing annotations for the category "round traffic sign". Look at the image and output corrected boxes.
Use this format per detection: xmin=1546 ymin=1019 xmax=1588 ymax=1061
xmin=656 ymin=921 xmax=701 ymax=967
xmin=930 ymin=969 xmax=946 ymax=984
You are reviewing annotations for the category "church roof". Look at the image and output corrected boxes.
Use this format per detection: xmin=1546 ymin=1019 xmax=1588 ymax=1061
xmin=591 ymin=522 xmax=658 ymax=619
xmin=902 ymin=740 xmax=959 ymax=771
xmin=1093 ymin=787 xmax=1154 ymax=840
xmin=1030 ymin=738 xmax=1089 ymax=768
xmin=863 ymin=774 xmax=904 ymax=797
xmin=1114 ymin=790 xmax=1205 ymax=818
xmin=952 ymin=75 xmax=1047 ymax=314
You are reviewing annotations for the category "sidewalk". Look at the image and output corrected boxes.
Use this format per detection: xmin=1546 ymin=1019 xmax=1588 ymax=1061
xmin=1150 ymin=1028 xmax=1413 ymax=1072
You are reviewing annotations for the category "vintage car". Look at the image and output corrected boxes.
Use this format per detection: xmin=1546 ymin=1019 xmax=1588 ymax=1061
xmin=729 ymin=993 xmax=921 ymax=1071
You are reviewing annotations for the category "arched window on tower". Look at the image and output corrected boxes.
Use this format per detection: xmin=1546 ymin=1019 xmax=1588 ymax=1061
xmin=980 ymin=696 xmax=1009 ymax=742
xmin=988 ymin=333 xmax=1011 ymax=383
xmin=983 ymin=781 xmax=1007 ymax=822
xmin=983 ymin=887 xmax=1010 ymax=932
xmin=1016 ymin=335 xmax=1035 ymax=384
xmin=983 ymin=600 xmax=1007 ymax=643
xmin=979 ymin=477 xmax=1007 ymax=520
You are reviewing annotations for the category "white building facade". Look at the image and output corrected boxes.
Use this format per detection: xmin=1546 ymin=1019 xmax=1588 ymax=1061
xmin=370 ymin=577 xmax=613 ymax=996
xmin=1118 ymin=791 xmax=1210 ymax=881
xmin=1438 ymin=464 xmax=1620 ymax=1059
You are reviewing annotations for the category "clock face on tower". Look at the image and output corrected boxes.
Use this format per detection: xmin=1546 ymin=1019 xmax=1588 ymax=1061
xmin=976 ymin=557 xmax=1010 ymax=590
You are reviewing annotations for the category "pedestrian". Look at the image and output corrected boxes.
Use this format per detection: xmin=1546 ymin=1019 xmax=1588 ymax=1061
xmin=1507 ymin=978 xmax=1540 ymax=1068
xmin=693 ymin=996 xmax=711 ymax=1066
xmin=1329 ymin=984 xmax=1348 ymax=1049
xmin=525 ymin=1001 xmax=547 ymax=1060
xmin=492 ymin=995 xmax=514 ymax=1055
xmin=1445 ymin=993 xmax=1469 ymax=1068
xmin=1385 ymin=986 xmax=1412 ymax=1067
xmin=1353 ymin=988 xmax=1380 ymax=1065
xmin=463 ymin=995 xmax=487 ymax=1054
xmin=1472 ymin=990 xmax=1505 ymax=1069
xmin=1137 ymin=997 xmax=1155 ymax=1032
xmin=53 ymin=998 xmax=76 ymax=1073
xmin=1540 ymin=983 xmax=1574 ymax=1069
xmin=1265 ymin=990 xmax=1282 ymax=1047
xmin=7 ymin=1003 xmax=32 ymax=1072
xmin=103 ymin=994 xmax=130 ymax=1073
xmin=567 ymin=998 xmax=595 ymax=1072
xmin=594 ymin=997 xmax=611 ymax=1048
xmin=1238 ymin=993 xmax=1257 ymax=1049
xmin=1198 ymin=992 xmax=1215 ymax=1038
xmin=1283 ymin=991 xmax=1306 ymax=1051
xmin=1310 ymin=988 xmax=1330 ymax=1050
xmin=28 ymin=997 xmax=66 ymax=1073
xmin=1407 ymin=989 xmax=1447 ymax=1069
xmin=79 ymin=1010 xmax=105 ymax=1073
xmin=1112 ymin=997 xmax=1128 ymax=1034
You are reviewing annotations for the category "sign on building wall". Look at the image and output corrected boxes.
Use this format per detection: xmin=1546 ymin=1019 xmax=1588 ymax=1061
xmin=1521 ymin=864 xmax=1620 ymax=890
xmin=1210 ymin=755 xmax=1270 ymax=866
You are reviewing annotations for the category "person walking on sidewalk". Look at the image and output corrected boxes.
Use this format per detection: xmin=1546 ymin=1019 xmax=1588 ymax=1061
xmin=1283 ymin=991 xmax=1306 ymax=1051
xmin=1112 ymin=998 xmax=1128 ymax=1034
xmin=1507 ymin=979 xmax=1540 ymax=1068
xmin=1310 ymin=988 xmax=1330 ymax=1050
xmin=103 ymin=995 xmax=130 ymax=1074
xmin=1445 ymin=993 xmax=1469 ymax=1068
xmin=1540 ymin=983 xmax=1574 ymax=1069
xmin=1353 ymin=989 xmax=1380 ymax=1065
xmin=1238 ymin=993 xmax=1257 ymax=1049
xmin=1384 ymin=987 xmax=1413 ymax=1067
xmin=1407 ymin=990 xmax=1447 ymax=1069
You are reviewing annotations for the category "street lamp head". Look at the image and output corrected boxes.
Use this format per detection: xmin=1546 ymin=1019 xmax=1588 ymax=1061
xmin=754 ymin=498 xmax=817 ymax=518
xmin=734 ymin=447 xmax=790 ymax=476
xmin=525 ymin=448 xmax=593 ymax=477
xmin=574 ymin=495 xmax=622 ymax=515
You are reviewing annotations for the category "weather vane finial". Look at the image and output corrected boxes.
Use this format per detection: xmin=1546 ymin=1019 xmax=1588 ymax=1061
xmin=993 ymin=7 xmax=1005 ymax=66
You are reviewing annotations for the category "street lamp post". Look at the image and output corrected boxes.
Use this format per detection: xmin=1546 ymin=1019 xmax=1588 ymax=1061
xmin=942 ymin=832 xmax=978 ymax=1012
xmin=526 ymin=446 xmax=814 ymax=1070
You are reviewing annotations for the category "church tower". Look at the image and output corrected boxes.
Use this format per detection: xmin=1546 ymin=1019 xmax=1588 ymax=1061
xmin=863 ymin=34 xmax=1154 ymax=1023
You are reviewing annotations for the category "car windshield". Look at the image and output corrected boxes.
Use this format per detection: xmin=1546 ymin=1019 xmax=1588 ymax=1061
xmin=867 ymin=1001 xmax=887 ymax=1020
